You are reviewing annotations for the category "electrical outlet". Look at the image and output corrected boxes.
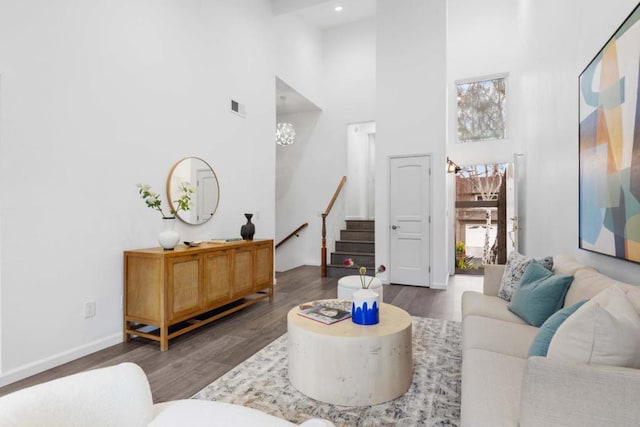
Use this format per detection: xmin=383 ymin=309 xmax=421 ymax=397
xmin=84 ymin=301 xmax=96 ymax=319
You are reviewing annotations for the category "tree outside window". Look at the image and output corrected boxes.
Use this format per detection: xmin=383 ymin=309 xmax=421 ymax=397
xmin=456 ymin=76 xmax=506 ymax=142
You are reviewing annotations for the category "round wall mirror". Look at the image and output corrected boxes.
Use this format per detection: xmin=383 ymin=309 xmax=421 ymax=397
xmin=166 ymin=157 xmax=220 ymax=225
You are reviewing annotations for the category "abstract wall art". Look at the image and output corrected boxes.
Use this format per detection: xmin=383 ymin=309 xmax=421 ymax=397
xmin=579 ymin=3 xmax=640 ymax=263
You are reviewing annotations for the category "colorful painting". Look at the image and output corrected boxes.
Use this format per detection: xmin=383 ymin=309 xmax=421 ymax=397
xmin=579 ymin=3 xmax=640 ymax=262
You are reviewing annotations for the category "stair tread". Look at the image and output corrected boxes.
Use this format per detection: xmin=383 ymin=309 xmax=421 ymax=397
xmin=332 ymin=251 xmax=374 ymax=256
xmin=330 ymin=219 xmax=375 ymax=278
xmin=345 ymin=220 xmax=374 ymax=226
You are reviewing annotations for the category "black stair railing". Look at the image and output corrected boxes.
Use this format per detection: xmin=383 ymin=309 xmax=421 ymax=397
xmin=275 ymin=223 xmax=309 ymax=249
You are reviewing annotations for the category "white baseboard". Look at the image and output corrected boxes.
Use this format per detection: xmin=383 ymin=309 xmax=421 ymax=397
xmin=430 ymin=277 xmax=448 ymax=290
xmin=0 ymin=333 xmax=122 ymax=387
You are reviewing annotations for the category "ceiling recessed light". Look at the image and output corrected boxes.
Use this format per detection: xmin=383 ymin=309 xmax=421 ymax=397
xmin=334 ymin=6 xmax=343 ymax=12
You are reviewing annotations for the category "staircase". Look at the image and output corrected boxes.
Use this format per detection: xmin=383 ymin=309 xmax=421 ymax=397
xmin=326 ymin=219 xmax=375 ymax=278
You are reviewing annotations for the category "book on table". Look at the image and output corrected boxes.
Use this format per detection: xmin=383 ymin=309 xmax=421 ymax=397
xmin=298 ymin=302 xmax=352 ymax=325
xmin=210 ymin=238 xmax=243 ymax=243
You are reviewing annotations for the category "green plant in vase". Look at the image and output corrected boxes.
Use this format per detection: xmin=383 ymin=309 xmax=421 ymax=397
xmin=137 ymin=182 xmax=194 ymax=250
xmin=137 ymin=183 xmax=194 ymax=218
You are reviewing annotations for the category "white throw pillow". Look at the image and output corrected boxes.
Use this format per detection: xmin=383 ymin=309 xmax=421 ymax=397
xmin=547 ymin=286 xmax=640 ymax=368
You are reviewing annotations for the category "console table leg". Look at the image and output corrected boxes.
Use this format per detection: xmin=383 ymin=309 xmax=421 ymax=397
xmin=123 ymin=321 xmax=130 ymax=343
xmin=160 ymin=327 xmax=169 ymax=351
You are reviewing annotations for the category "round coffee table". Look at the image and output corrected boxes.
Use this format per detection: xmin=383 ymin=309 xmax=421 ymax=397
xmin=287 ymin=300 xmax=413 ymax=406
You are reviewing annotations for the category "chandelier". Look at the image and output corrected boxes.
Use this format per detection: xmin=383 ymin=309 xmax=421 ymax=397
xmin=276 ymin=122 xmax=296 ymax=146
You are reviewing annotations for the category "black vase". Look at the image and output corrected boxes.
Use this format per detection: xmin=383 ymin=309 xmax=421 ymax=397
xmin=240 ymin=213 xmax=255 ymax=240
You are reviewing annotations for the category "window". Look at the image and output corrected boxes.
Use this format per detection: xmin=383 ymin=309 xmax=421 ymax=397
xmin=456 ymin=76 xmax=507 ymax=142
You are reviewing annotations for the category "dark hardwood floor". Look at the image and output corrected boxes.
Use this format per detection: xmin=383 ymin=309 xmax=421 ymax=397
xmin=0 ymin=266 xmax=481 ymax=401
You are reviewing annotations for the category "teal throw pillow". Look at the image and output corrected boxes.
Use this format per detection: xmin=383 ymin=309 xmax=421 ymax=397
xmin=528 ymin=300 xmax=588 ymax=357
xmin=508 ymin=261 xmax=574 ymax=327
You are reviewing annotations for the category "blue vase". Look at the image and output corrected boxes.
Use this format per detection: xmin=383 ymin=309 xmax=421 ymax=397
xmin=351 ymin=289 xmax=380 ymax=325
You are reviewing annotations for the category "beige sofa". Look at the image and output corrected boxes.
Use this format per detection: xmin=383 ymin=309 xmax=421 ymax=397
xmin=461 ymin=254 xmax=640 ymax=427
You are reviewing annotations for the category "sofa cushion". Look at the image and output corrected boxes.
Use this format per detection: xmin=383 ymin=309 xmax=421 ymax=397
xmin=461 ymin=291 xmax=528 ymax=324
xmin=520 ymin=357 xmax=640 ymax=427
xmin=507 ymin=261 xmax=573 ymax=327
xmin=550 ymin=253 xmax=586 ymax=276
xmin=498 ymin=252 xmax=553 ymax=301
xmin=461 ymin=349 xmax=527 ymax=427
xmin=151 ymin=400 xmax=302 ymax=427
xmin=483 ymin=264 xmax=506 ymax=296
xmin=151 ymin=401 xmax=335 ymax=427
xmin=463 ymin=315 xmax=538 ymax=359
xmin=0 ymin=363 xmax=154 ymax=427
xmin=564 ymin=267 xmax=640 ymax=311
xmin=528 ymin=300 xmax=587 ymax=357
xmin=548 ymin=286 xmax=640 ymax=368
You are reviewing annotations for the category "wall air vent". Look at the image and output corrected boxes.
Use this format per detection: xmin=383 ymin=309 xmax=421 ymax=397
xmin=230 ymin=99 xmax=246 ymax=118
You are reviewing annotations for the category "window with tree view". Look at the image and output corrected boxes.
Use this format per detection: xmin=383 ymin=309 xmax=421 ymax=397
xmin=456 ymin=76 xmax=506 ymax=142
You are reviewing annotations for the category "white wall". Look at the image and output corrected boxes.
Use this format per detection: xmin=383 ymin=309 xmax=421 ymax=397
xmin=274 ymin=14 xmax=325 ymax=108
xmin=446 ymin=0 xmax=523 ymax=166
xmin=446 ymin=0 xmax=640 ymax=286
xmin=0 ymin=0 xmax=275 ymax=385
xmin=517 ymin=0 xmax=640 ymax=283
xmin=275 ymin=19 xmax=376 ymax=271
xmin=273 ymin=12 xmax=324 ymax=272
xmin=377 ymin=0 xmax=448 ymax=288
xmin=275 ymin=110 xmax=322 ymax=271
xmin=346 ymin=121 xmax=376 ymax=220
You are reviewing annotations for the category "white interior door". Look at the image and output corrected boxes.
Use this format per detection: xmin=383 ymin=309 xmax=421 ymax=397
xmin=389 ymin=155 xmax=431 ymax=286
xmin=197 ymin=169 xmax=218 ymax=223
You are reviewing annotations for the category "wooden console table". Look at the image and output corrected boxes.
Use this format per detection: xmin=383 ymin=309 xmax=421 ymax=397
xmin=124 ymin=239 xmax=273 ymax=350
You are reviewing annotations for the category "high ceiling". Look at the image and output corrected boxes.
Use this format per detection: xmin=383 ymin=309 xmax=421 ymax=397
xmin=272 ymin=0 xmax=375 ymax=29
xmin=274 ymin=0 xmax=376 ymax=117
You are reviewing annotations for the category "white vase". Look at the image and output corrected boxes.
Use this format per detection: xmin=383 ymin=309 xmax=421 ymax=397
xmin=351 ymin=289 xmax=380 ymax=325
xmin=158 ymin=216 xmax=180 ymax=250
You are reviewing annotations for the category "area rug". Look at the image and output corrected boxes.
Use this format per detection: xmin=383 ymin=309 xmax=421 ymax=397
xmin=193 ymin=317 xmax=461 ymax=426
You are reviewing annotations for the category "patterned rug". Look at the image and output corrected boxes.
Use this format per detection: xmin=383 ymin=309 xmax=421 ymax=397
xmin=193 ymin=317 xmax=462 ymax=426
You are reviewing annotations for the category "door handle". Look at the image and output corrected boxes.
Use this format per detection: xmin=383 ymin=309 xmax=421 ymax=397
xmin=391 ymin=225 xmax=400 ymax=230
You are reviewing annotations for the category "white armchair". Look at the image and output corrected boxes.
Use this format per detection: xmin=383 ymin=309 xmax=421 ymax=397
xmin=0 ymin=363 xmax=334 ymax=427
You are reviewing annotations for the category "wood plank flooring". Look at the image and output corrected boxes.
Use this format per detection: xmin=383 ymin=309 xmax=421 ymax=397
xmin=0 ymin=266 xmax=481 ymax=401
